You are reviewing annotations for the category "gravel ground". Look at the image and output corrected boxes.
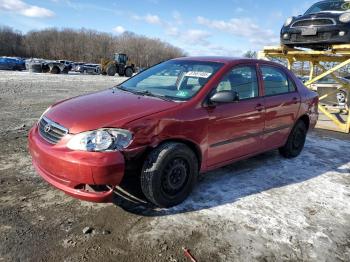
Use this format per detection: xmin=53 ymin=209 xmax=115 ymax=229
xmin=0 ymin=71 xmax=349 ymax=262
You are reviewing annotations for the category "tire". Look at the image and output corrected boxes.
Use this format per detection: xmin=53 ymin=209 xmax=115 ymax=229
xmin=279 ymin=121 xmax=307 ymax=158
xmin=106 ymin=65 xmax=116 ymax=76
xmin=42 ymin=65 xmax=49 ymax=73
xmin=51 ymin=66 xmax=60 ymax=74
xmin=125 ymin=67 xmax=133 ymax=77
xmin=336 ymin=90 xmax=347 ymax=105
xmin=141 ymin=142 xmax=198 ymax=208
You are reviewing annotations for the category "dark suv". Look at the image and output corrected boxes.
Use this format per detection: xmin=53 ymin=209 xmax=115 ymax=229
xmin=281 ymin=0 xmax=350 ymax=49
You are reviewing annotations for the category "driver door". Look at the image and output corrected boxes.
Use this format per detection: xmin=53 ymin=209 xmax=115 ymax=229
xmin=207 ymin=64 xmax=265 ymax=167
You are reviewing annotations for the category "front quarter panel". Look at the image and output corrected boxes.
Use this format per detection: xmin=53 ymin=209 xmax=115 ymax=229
xmin=123 ymin=103 xmax=209 ymax=171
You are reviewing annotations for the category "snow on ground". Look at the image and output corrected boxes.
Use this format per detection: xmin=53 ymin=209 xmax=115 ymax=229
xmin=129 ymin=134 xmax=350 ymax=261
xmin=0 ymin=70 xmax=349 ymax=261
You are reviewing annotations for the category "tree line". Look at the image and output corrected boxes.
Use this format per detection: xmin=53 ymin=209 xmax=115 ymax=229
xmin=0 ymin=26 xmax=186 ymax=68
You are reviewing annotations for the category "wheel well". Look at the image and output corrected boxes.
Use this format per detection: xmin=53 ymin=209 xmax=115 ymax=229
xmin=299 ymin=114 xmax=310 ymax=130
xmin=156 ymin=139 xmax=202 ymax=169
xmin=124 ymin=139 xmax=202 ymax=173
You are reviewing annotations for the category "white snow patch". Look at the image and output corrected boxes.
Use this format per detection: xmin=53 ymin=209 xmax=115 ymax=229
xmin=129 ymin=134 xmax=350 ymax=261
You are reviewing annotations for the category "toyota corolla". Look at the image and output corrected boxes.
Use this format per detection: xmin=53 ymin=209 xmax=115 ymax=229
xmin=28 ymin=57 xmax=319 ymax=208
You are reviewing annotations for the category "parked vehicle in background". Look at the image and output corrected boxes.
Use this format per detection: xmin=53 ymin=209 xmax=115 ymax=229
xmin=309 ymin=75 xmax=349 ymax=110
xmin=76 ymin=64 xmax=101 ymax=74
xmin=281 ymin=0 xmax=350 ymax=50
xmin=71 ymin=62 xmax=85 ymax=72
xmin=297 ymin=76 xmax=309 ymax=83
xmin=59 ymin=60 xmax=73 ymax=72
xmin=26 ymin=58 xmax=45 ymax=73
xmin=101 ymin=53 xmax=135 ymax=77
xmin=27 ymin=59 xmax=70 ymax=74
xmin=0 ymin=57 xmax=26 ymax=71
xmin=28 ymin=57 xmax=319 ymax=207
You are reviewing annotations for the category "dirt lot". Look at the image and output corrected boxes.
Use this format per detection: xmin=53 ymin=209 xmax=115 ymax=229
xmin=0 ymin=71 xmax=349 ymax=262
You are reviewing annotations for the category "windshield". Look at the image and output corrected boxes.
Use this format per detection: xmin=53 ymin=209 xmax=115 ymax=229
xmin=119 ymin=60 xmax=224 ymax=101
xmin=305 ymin=1 xmax=350 ymax=14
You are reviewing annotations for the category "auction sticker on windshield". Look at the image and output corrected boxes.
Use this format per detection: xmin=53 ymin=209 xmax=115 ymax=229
xmin=185 ymin=71 xmax=212 ymax=78
xmin=175 ymin=90 xmax=190 ymax=98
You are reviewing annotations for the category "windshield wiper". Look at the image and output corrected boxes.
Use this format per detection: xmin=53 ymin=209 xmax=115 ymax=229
xmin=116 ymin=86 xmax=174 ymax=102
xmin=135 ymin=90 xmax=174 ymax=102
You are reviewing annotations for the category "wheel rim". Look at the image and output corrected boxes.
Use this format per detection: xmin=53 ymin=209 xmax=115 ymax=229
xmin=161 ymin=158 xmax=189 ymax=197
xmin=336 ymin=92 xmax=346 ymax=104
xmin=292 ymin=127 xmax=305 ymax=151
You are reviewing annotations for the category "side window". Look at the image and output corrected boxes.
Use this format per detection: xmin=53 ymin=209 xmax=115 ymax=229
xmin=261 ymin=66 xmax=296 ymax=96
xmin=216 ymin=66 xmax=259 ymax=100
xmin=288 ymin=78 xmax=297 ymax=92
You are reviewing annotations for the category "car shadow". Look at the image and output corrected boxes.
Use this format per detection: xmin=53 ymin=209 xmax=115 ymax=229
xmin=112 ymin=134 xmax=350 ymax=216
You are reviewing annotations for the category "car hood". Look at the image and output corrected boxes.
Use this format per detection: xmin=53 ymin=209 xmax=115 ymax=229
xmin=296 ymin=12 xmax=342 ymax=20
xmin=45 ymin=89 xmax=179 ymax=134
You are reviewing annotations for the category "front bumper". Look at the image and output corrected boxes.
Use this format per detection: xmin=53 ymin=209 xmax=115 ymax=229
xmin=281 ymin=25 xmax=350 ymax=46
xmin=28 ymin=125 xmax=125 ymax=202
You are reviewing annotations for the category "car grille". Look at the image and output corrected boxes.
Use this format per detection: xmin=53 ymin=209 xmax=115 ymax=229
xmin=38 ymin=116 xmax=68 ymax=144
xmin=290 ymin=32 xmax=333 ymax=42
xmin=291 ymin=18 xmax=335 ymax=28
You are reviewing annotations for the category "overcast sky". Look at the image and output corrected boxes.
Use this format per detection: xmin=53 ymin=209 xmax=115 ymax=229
xmin=0 ymin=0 xmax=315 ymax=56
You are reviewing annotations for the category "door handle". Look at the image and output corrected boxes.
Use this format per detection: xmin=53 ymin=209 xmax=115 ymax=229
xmin=292 ymin=97 xmax=298 ymax=104
xmin=255 ymin=104 xmax=265 ymax=112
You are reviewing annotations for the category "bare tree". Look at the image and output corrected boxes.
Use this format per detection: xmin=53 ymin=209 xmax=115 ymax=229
xmin=243 ymin=50 xmax=257 ymax=58
xmin=0 ymin=26 xmax=186 ymax=67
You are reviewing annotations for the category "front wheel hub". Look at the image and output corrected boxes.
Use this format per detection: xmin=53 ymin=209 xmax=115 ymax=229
xmin=162 ymin=158 xmax=189 ymax=196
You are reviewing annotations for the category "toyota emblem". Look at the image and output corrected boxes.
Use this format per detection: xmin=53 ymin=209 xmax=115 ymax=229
xmin=44 ymin=124 xmax=51 ymax=133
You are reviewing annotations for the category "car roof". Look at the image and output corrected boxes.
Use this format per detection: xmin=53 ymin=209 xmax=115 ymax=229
xmin=174 ymin=56 xmax=248 ymax=63
xmin=173 ymin=56 xmax=283 ymax=67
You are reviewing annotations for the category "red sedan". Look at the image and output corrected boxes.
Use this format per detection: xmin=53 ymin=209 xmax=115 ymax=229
xmin=28 ymin=57 xmax=319 ymax=207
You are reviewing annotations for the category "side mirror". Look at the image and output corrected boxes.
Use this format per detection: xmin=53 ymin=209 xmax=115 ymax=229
xmin=210 ymin=91 xmax=239 ymax=104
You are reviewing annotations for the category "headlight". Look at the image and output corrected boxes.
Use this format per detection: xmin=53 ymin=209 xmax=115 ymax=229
xmin=284 ymin=17 xmax=293 ymax=26
xmin=67 ymin=129 xmax=133 ymax=152
xmin=340 ymin=13 xmax=350 ymax=23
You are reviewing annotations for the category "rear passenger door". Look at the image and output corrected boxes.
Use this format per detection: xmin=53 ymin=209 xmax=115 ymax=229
xmin=259 ymin=64 xmax=301 ymax=149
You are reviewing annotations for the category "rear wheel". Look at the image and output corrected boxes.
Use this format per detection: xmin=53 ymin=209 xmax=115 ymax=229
xmin=336 ymin=90 xmax=347 ymax=105
xmin=51 ymin=66 xmax=60 ymax=74
xmin=279 ymin=120 xmax=307 ymax=158
xmin=141 ymin=143 xmax=198 ymax=208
